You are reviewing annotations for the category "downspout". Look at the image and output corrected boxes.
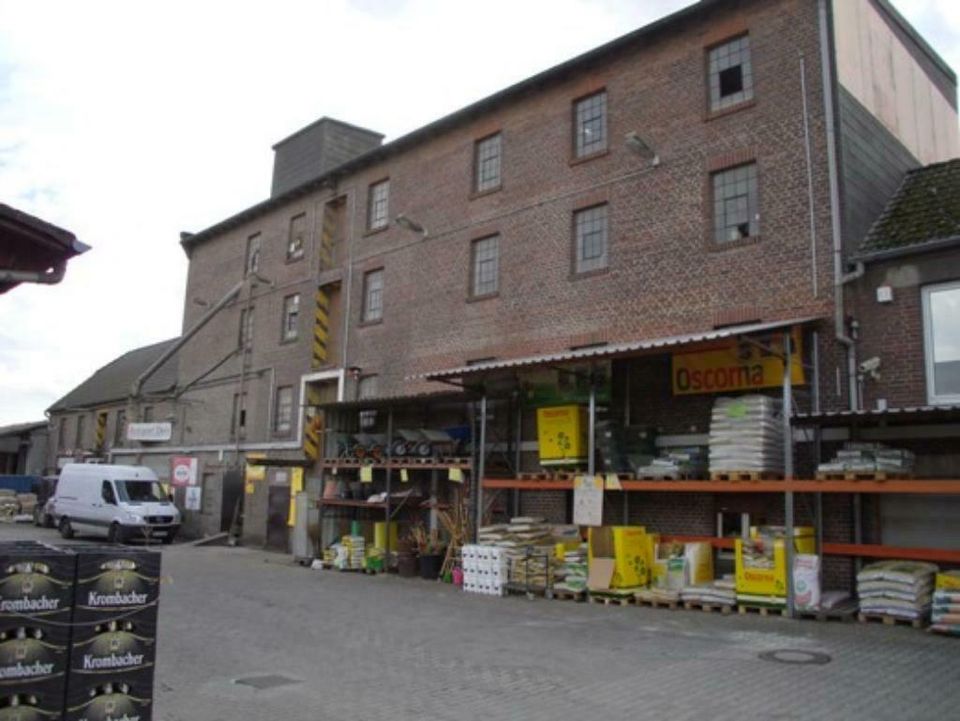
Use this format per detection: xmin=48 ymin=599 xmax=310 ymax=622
xmin=818 ymin=0 xmax=864 ymax=410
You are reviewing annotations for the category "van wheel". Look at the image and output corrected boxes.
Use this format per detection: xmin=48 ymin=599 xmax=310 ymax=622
xmin=107 ymin=523 xmax=122 ymax=544
xmin=58 ymin=517 xmax=74 ymax=540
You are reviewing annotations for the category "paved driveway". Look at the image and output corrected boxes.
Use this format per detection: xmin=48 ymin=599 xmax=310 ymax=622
xmin=2 ymin=523 xmax=957 ymax=720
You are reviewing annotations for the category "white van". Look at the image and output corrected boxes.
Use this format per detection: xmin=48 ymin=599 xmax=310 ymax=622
xmin=48 ymin=464 xmax=181 ymax=544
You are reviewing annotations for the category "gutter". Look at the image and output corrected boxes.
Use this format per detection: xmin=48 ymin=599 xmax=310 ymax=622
xmin=854 ymin=235 xmax=960 ymax=264
xmin=819 ymin=0 xmax=862 ymax=411
xmin=0 ymin=264 xmax=67 ymax=286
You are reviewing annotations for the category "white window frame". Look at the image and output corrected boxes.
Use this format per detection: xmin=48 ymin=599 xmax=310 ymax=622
xmin=274 ymin=385 xmax=294 ymax=434
xmin=922 ymin=279 xmax=960 ymax=405
xmin=282 ymin=294 xmax=300 ymax=342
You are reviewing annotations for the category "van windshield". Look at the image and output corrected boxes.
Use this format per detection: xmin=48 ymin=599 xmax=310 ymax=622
xmin=115 ymin=480 xmax=167 ymax=504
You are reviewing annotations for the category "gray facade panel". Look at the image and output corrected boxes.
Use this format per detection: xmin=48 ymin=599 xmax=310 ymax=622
xmin=838 ymin=87 xmax=919 ymax=252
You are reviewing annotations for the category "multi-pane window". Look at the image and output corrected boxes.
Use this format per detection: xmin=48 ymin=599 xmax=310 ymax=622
xmin=362 ymin=269 xmax=384 ymax=322
xmin=708 ymin=35 xmax=754 ymax=112
xmin=574 ymin=204 xmax=609 ymax=274
xmin=358 ymin=375 xmax=379 ymax=400
xmin=923 ymin=280 xmax=960 ymax=404
xmin=712 ymin=163 xmax=759 ymax=243
xmin=367 ymin=179 xmax=390 ymax=231
xmin=471 ymin=235 xmax=500 ymax=297
xmin=574 ymin=91 xmax=607 ymax=158
xmin=239 ymin=307 xmax=254 ymax=348
xmin=474 ymin=134 xmax=502 ymax=192
xmin=245 ymin=233 xmax=261 ymax=276
xmin=282 ymin=294 xmax=300 ymax=342
xmin=274 ymin=386 xmax=294 ymax=434
xmin=287 ymin=214 xmax=306 ymax=260
xmin=114 ymin=409 xmax=126 ymax=446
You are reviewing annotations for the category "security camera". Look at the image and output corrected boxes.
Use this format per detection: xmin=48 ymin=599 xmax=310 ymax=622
xmin=858 ymin=356 xmax=881 ymax=380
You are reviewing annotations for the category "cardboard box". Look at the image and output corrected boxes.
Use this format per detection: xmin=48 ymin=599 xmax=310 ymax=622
xmin=64 ymin=668 xmax=154 ymax=721
xmin=735 ymin=527 xmax=815 ymax=597
xmin=0 ymin=542 xmax=76 ymax=622
xmin=0 ymin=676 xmax=66 ymax=719
xmin=0 ymin=616 xmax=72 ymax=688
xmin=69 ymin=608 xmax=157 ymax=677
xmin=536 ymin=406 xmax=588 ymax=465
xmin=684 ymin=542 xmax=714 ymax=586
xmin=588 ymin=526 xmax=650 ymax=589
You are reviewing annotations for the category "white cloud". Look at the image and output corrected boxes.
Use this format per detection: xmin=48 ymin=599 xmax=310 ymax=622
xmin=0 ymin=0 xmax=956 ymax=425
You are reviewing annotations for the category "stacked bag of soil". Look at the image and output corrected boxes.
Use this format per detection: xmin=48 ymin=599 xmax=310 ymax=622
xmin=931 ymin=571 xmax=960 ymax=636
xmin=857 ymin=560 xmax=938 ymax=623
xmin=709 ymin=396 xmax=784 ymax=475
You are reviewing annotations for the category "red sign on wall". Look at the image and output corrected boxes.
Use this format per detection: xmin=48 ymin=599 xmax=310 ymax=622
xmin=171 ymin=456 xmax=199 ymax=487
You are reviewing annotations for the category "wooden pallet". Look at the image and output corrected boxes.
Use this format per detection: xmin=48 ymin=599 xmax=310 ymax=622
xmin=683 ymin=600 xmax=734 ymax=615
xmin=795 ymin=602 xmax=859 ymax=622
xmin=518 ymin=471 xmax=555 ymax=481
xmin=553 ymin=589 xmax=586 ymax=602
xmin=815 ymin=471 xmax=911 ymax=481
xmin=553 ymin=471 xmax=577 ymax=481
xmin=710 ymin=471 xmax=785 ymax=481
xmin=589 ymin=593 xmax=635 ymax=607
xmin=739 ymin=604 xmax=787 ymax=617
xmin=635 ymin=597 xmax=679 ymax=610
xmin=858 ymin=612 xmax=926 ymax=629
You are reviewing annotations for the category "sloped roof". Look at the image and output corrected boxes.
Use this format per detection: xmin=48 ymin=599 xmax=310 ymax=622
xmin=47 ymin=338 xmax=179 ymax=412
xmin=0 ymin=421 xmax=47 ymax=438
xmin=859 ymin=158 xmax=960 ymax=257
xmin=0 ymin=203 xmax=89 ymax=293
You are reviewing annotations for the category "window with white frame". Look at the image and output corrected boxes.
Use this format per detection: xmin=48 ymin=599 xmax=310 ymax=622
xmin=362 ymin=269 xmax=383 ymax=322
xmin=287 ymin=213 xmax=306 ymax=260
xmin=712 ymin=163 xmax=759 ymax=243
xmin=574 ymin=204 xmax=609 ymax=274
xmin=471 ymin=235 xmax=500 ymax=297
xmin=708 ymin=35 xmax=754 ymax=112
xmin=282 ymin=294 xmax=300 ymax=342
xmin=923 ymin=280 xmax=960 ymax=404
xmin=245 ymin=233 xmax=261 ymax=276
xmin=367 ymin=179 xmax=390 ymax=231
xmin=474 ymin=133 xmax=502 ymax=192
xmin=574 ymin=91 xmax=607 ymax=158
xmin=274 ymin=386 xmax=294 ymax=433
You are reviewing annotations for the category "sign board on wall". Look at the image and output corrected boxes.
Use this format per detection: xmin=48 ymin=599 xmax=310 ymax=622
xmin=573 ymin=475 xmax=604 ymax=527
xmin=671 ymin=329 xmax=805 ymax=395
xmin=126 ymin=422 xmax=173 ymax=442
xmin=185 ymin=486 xmax=202 ymax=511
xmin=170 ymin=456 xmax=199 ymax=487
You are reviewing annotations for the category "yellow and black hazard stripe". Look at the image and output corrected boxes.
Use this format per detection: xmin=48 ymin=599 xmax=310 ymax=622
xmin=303 ymin=384 xmax=324 ymax=461
xmin=319 ymin=203 xmax=336 ymax=272
xmin=312 ymin=287 xmax=330 ymax=369
xmin=95 ymin=411 xmax=108 ymax=451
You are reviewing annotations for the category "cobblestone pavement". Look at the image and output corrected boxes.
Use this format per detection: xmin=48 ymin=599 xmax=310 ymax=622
xmin=3 ymin=524 xmax=958 ymax=720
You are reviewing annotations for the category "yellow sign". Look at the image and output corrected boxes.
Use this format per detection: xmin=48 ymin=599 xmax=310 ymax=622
xmin=287 ymin=468 xmax=304 ymax=527
xmin=672 ymin=329 xmax=804 ymax=395
xmin=244 ymin=482 xmax=255 ymax=495
xmin=245 ymin=453 xmax=266 ymax=482
xmin=400 ymin=468 xmax=409 ymax=483
xmin=448 ymin=467 xmax=463 ymax=483
xmin=360 ymin=466 xmax=373 ymax=483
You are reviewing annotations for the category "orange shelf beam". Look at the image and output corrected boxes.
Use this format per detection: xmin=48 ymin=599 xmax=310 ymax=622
xmin=482 ymin=478 xmax=960 ymax=495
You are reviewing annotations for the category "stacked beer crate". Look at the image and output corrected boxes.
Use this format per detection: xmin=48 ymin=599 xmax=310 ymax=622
xmin=0 ymin=542 xmax=161 ymax=720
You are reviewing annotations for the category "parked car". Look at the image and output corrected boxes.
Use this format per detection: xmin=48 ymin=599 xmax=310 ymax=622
xmin=32 ymin=475 xmax=58 ymax=527
xmin=47 ymin=464 xmax=180 ymax=544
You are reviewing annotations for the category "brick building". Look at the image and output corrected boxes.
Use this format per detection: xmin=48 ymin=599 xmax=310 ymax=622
xmin=86 ymin=0 xmax=957 ymax=559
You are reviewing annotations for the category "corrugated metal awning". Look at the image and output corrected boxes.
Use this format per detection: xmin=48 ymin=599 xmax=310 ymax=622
xmin=414 ymin=316 xmax=824 ymax=381
xmin=793 ymin=404 xmax=960 ymax=426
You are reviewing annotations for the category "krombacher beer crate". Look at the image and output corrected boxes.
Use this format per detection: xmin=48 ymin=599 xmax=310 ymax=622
xmin=64 ymin=672 xmax=154 ymax=721
xmin=66 ymin=548 xmax=160 ymax=721
xmin=72 ymin=548 xmax=161 ymax=624
xmin=0 ymin=541 xmax=78 ymax=721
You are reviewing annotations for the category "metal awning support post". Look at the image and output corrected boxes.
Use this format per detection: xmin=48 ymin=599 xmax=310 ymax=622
xmin=385 ymin=406 xmax=393 ymax=573
xmin=783 ymin=331 xmax=796 ymax=618
xmin=476 ymin=395 xmax=488 ymax=538
xmin=588 ymin=374 xmax=596 ymax=478
xmin=513 ymin=400 xmax=522 ymax=517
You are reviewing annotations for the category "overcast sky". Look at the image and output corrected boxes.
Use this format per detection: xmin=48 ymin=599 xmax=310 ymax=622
xmin=1 ymin=0 xmax=958 ymax=426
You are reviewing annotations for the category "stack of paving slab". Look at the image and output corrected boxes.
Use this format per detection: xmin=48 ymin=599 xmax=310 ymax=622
xmin=930 ymin=571 xmax=960 ymax=636
xmin=478 ymin=518 xmax=556 ymax=591
xmin=461 ymin=545 xmax=508 ymax=596
xmin=708 ymin=396 xmax=784 ymax=474
xmin=635 ymin=447 xmax=707 ymax=479
xmin=553 ymin=544 xmax=588 ymax=594
xmin=817 ymin=442 xmax=915 ymax=476
xmin=681 ymin=577 xmax=736 ymax=606
xmin=857 ymin=560 xmax=937 ymax=623
xmin=635 ymin=587 xmax=681 ymax=605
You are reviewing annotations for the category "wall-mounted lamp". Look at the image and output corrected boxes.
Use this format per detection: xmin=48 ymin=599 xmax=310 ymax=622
xmin=625 ymin=132 xmax=660 ymax=166
xmin=395 ymin=214 xmax=428 ymax=238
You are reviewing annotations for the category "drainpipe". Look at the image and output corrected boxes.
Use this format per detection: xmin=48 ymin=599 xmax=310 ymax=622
xmin=818 ymin=0 xmax=864 ymax=411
